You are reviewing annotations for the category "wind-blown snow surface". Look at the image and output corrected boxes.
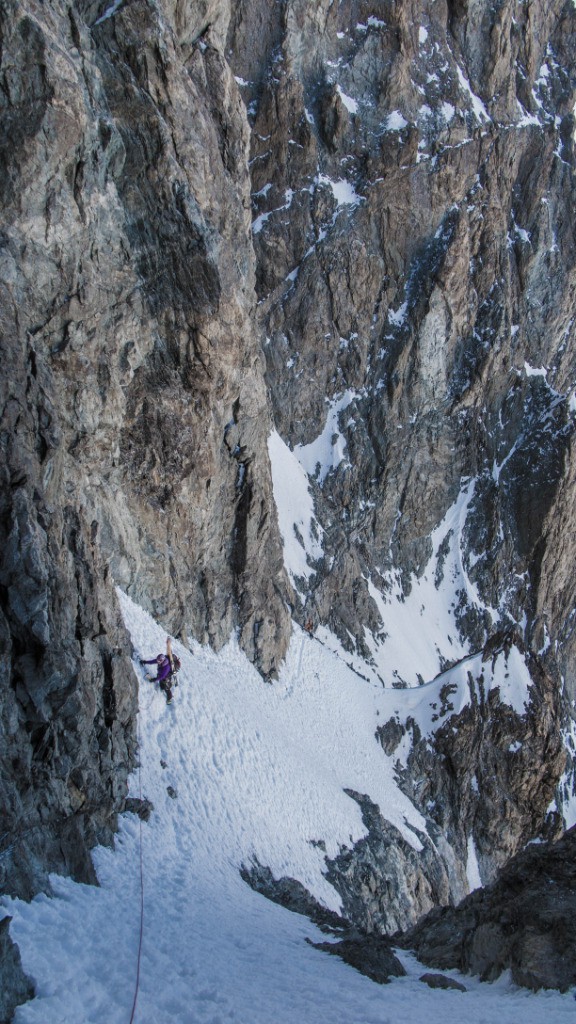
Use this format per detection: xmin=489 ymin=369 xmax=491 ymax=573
xmin=4 ymin=592 xmax=575 ymax=1023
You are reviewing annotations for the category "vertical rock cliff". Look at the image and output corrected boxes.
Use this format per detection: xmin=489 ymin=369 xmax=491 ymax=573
xmin=1 ymin=0 xmax=292 ymax=906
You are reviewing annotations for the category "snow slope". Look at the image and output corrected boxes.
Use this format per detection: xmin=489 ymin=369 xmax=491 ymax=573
xmin=3 ymin=592 xmax=575 ymax=1023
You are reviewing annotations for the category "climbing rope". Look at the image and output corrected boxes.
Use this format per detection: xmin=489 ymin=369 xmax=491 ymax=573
xmin=128 ymin=699 xmax=145 ymax=1024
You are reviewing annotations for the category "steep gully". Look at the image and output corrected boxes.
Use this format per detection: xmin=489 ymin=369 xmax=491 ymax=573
xmin=1 ymin=0 xmax=576 ymax=1015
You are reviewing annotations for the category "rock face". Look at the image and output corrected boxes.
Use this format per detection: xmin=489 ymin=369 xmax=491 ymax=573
xmin=231 ymin=0 xmax=576 ymax=711
xmin=0 ymin=917 xmax=35 ymax=1024
xmin=399 ymin=825 xmax=576 ymax=992
xmin=1 ymin=0 xmax=576 ymax=1010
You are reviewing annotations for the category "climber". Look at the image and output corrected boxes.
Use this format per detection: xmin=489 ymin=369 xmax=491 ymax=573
xmin=140 ymin=637 xmax=176 ymax=704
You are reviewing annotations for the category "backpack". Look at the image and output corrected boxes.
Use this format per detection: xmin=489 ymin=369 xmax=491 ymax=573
xmin=171 ymin=654 xmax=181 ymax=676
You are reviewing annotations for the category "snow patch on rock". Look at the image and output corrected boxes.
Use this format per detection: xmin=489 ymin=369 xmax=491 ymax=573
xmin=268 ymin=431 xmax=324 ymax=593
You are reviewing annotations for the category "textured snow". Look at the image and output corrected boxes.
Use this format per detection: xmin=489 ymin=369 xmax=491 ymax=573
xmin=252 ymin=182 xmax=272 ymax=198
xmin=492 ymin=436 xmax=521 ymax=484
xmin=366 ymin=647 xmax=533 ymax=751
xmin=524 ymin=361 xmax=548 ymax=378
xmin=252 ymin=210 xmax=272 ymax=234
xmin=267 ymin=430 xmax=324 ymax=591
xmin=252 ymin=189 xmax=294 ymax=234
xmin=356 ymin=18 xmax=385 ymax=32
xmin=442 ymin=102 xmax=455 ymax=123
xmin=4 ymin=593 xmax=574 ymax=1023
xmin=487 ymin=645 xmax=533 ymax=715
xmin=561 ymin=720 xmax=576 ymax=828
xmin=516 ymin=101 xmax=541 ymax=127
xmin=388 ymin=300 xmax=408 ymax=325
xmin=513 ymin=223 xmax=531 ymax=243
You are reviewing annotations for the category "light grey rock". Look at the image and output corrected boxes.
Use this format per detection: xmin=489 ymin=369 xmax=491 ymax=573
xmin=324 ymin=790 xmax=460 ymax=936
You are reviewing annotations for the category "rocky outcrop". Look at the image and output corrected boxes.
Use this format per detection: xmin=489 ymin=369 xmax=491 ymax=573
xmin=419 ymin=972 xmax=466 ymax=992
xmin=240 ymin=858 xmax=406 ymax=985
xmin=0 ymin=917 xmax=35 ymax=1024
xmin=0 ymin=0 xmax=293 ymax=903
xmin=310 ymin=934 xmax=406 ymax=985
xmin=241 ymin=635 xmax=566 ymax=950
xmin=229 ymin=0 xmax=576 ymax=956
xmin=311 ymin=636 xmax=563 ymax=939
xmin=381 ymin=633 xmax=566 ymax=886
xmin=325 ymin=791 xmax=458 ymax=935
xmin=240 ymin=858 xmax=349 ymax=934
xmin=399 ymin=825 xmax=576 ymax=991
xmin=2 ymin=0 xmax=291 ymax=673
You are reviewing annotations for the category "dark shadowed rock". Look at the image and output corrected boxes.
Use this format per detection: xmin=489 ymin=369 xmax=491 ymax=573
xmin=123 ymin=797 xmax=154 ymax=822
xmin=310 ymin=934 xmax=406 ymax=985
xmin=240 ymin=858 xmax=406 ymax=984
xmin=0 ymin=0 xmax=291 ymax=910
xmin=419 ymin=972 xmax=466 ymax=992
xmin=399 ymin=826 xmax=576 ymax=991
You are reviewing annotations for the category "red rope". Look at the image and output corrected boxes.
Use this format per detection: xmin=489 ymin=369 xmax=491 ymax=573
xmin=129 ymin=703 xmax=145 ymax=1024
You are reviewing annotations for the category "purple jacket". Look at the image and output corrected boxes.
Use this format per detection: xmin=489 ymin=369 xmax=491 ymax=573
xmin=142 ymin=655 xmax=172 ymax=682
